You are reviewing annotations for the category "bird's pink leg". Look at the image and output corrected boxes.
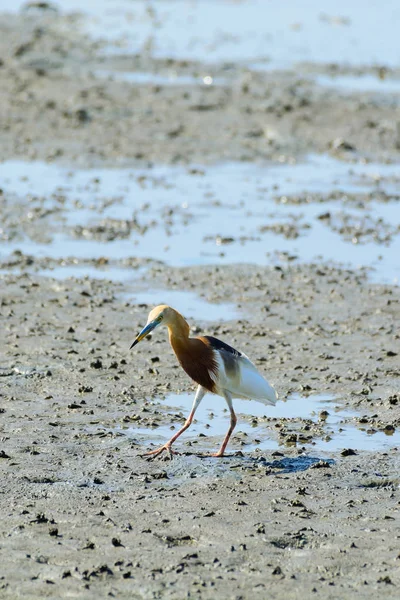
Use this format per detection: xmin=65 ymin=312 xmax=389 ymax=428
xmin=144 ymin=385 xmax=206 ymax=459
xmin=211 ymin=410 xmax=237 ymax=457
xmin=202 ymin=391 xmax=237 ymax=458
xmin=144 ymin=409 xmax=196 ymax=459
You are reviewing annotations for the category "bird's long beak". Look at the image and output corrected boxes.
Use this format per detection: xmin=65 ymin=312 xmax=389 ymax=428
xmin=130 ymin=320 xmax=159 ymax=349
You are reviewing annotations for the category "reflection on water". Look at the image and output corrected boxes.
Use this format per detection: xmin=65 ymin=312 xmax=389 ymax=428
xmin=122 ymin=392 xmax=400 ymax=454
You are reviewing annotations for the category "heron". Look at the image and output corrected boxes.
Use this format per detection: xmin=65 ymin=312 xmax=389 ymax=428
xmin=131 ymin=305 xmax=278 ymax=458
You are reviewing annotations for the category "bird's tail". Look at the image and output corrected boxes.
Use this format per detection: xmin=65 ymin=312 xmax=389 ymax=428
xmin=258 ymin=382 xmax=278 ymax=406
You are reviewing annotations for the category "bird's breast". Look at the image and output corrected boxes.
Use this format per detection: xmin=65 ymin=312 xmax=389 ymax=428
xmin=170 ymin=335 xmax=218 ymax=393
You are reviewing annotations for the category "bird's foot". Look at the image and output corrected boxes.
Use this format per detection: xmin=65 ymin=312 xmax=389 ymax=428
xmin=198 ymin=451 xmax=226 ymax=458
xmin=143 ymin=444 xmax=177 ymax=461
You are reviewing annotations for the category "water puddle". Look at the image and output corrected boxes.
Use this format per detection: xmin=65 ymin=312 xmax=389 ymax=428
xmin=316 ymin=73 xmax=400 ymax=95
xmin=36 ymin=264 xmax=142 ymax=282
xmin=1 ymin=155 xmax=399 ymax=284
xmin=1 ymin=1 xmax=399 ymax=68
xmin=122 ymin=392 xmax=400 ymax=454
xmin=95 ymin=70 xmax=221 ymax=87
xmin=125 ymin=289 xmax=238 ymax=322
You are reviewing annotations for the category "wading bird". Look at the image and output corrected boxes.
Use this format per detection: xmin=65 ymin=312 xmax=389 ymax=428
xmin=131 ymin=305 xmax=278 ymax=458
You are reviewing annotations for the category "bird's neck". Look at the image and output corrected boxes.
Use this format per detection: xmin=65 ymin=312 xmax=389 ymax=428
xmin=167 ymin=313 xmax=191 ymax=353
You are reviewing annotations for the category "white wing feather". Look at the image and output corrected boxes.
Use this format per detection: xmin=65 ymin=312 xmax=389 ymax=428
xmin=210 ymin=351 xmax=278 ymax=406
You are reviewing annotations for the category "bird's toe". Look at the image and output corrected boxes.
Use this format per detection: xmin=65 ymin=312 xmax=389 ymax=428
xmin=197 ymin=451 xmax=226 ymax=458
xmin=142 ymin=444 xmax=176 ymax=460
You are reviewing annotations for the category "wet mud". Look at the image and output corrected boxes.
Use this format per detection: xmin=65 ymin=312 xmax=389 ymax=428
xmin=0 ymin=2 xmax=400 ymax=599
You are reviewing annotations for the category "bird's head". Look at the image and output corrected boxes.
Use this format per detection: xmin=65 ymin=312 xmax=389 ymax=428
xmin=130 ymin=304 xmax=175 ymax=349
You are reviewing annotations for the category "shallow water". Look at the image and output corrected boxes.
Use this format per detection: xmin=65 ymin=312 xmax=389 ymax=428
xmin=121 ymin=392 xmax=400 ymax=454
xmin=125 ymin=289 xmax=238 ymax=322
xmin=37 ymin=264 xmax=143 ymax=282
xmin=1 ymin=1 xmax=399 ymax=68
xmin=1 ymin=155 xmax=399 ymax=284
xmin=316 ymin=73 xmax=400 ymax=95
xmin=95 ymin=70 xmax=221 ymax=87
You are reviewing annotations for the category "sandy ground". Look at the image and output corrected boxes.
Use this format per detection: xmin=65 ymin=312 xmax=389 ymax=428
xmin=0 ymin=6 xmax=400 ymax=600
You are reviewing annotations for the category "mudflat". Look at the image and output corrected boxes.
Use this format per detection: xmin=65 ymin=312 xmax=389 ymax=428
xmin=0 ymin=4 xmax=399 ymax=599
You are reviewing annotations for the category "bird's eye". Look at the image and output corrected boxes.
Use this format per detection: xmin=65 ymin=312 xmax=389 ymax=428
xmin=157 ymin=315 xmax=163 ymax=322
